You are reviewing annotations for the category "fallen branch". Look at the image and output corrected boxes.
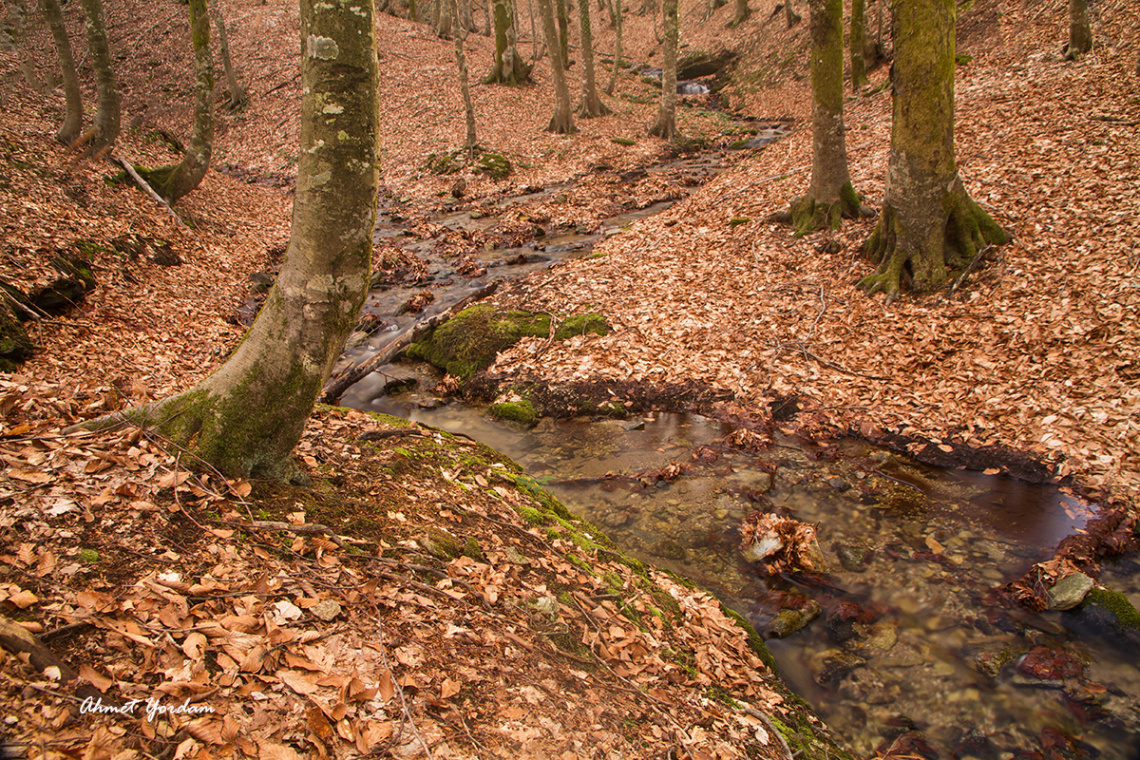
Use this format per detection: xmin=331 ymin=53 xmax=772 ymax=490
xmin=111 ymin=154 xmax=190 ymax=231
xmin=321 ymin=281 xmax=498 ymax=403
xmin=217 ymin=519 xmax=353 ymax=549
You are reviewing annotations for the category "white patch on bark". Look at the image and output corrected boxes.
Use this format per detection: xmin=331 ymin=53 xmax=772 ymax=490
xmin=338 ymin=130 xmax=349 ymax=141
xmin=307 ymin=35 xmax=339 ymax=60
xmin=310 ymin=170 xmax=332 ymax=186
xmin=349 ymin=4 xmax=369 ymax=16
xmin=322 ymin=104 xmax=345 ymax=114
xmin=307 ymin=139 xmax=326 ymax=153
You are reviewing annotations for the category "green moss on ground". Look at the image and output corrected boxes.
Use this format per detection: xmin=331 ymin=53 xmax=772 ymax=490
xmin=1083 ymin=588 xmax=1140 ymax=630
xmin=489 ymin=400 xmax=538 ymax=426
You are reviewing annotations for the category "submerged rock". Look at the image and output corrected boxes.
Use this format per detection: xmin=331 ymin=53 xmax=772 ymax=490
xmin=765 ymin=600 xmax=821 ymax=639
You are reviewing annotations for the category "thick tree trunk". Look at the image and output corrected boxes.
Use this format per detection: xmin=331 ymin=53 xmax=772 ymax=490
xmin=40 ymin=0 xmax=83 ymax=144
xmin=451 ymin=0 xmax=478 ymax=149
xmin=435 ymin=0 xmax=454 ymax=37
xmin=538 ymin=0 xmax=574 ymax=132
xmin=575 ymin=0 xmax=610 ymax=115
xmin=213 ymin=4 xmax=249 ymax=110
xmin=1063 ymin=0 xmax=1091 ymax=60
xmin=787 ymin=0 xmax=863 ymax=235
xmin=555 ymin=0 xmax=570 ymax=68
xmin=77 ymin=0 xmax=119 ymax=156
xmin=648 ymin=0 xmax=678 ymax=140
xmin=784 ymin=0 xmax=801 ymax=26
xmin=146 ymin=0 xmax=214 ymax=204
xmin=485 ymin=0 xmax=531 ymax=83
xmin=860 ymin=0 xmax=1008 ymax=298
xmin=604 ymin=0 xmax=621 ymax=94
xmin=849 ymin=0 xmax=868 ymax=89
xmin=81 ymin=0 xmax=380 ymax=480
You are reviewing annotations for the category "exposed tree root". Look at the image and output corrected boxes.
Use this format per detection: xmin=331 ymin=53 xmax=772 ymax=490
xmin=787 ymin=182 xmax=870 ymax=237
xmin=861 ymin=184 xmax=1010 ymax=299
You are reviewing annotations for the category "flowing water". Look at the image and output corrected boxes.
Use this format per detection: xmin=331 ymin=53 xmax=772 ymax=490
xmin=342 ymin=363 xmax=1140 ymax=759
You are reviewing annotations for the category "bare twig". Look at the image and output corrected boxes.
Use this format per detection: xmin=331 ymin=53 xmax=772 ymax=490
xmin=741 ymin=706 xmax=795 ymax=760
xmin=372 ymin=607 xmax=434 ymax=760
xmin=216 ymin=519 xmax=352 ymax=549
xmin=111 ymin=154 xmax=190 ymax=231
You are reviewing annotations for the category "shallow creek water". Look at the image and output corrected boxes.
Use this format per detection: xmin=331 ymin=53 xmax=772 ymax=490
xmin=342 ymin=365 xmax=1140 ymax=758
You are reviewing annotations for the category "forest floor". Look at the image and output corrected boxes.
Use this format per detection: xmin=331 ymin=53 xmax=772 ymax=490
xmin=0 ymin=0 xmax=1138 ymax=757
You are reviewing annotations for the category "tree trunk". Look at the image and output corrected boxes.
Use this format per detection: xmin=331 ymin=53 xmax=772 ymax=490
xmin=648 ymin=0 xmax=678 ymax=140
xmin=604 ymin=0 xmax=621 ymax=94
xmin=1063 ymin=0 xmax=1091 ymax=60
xmin=81 ymin=0 xmax=380 ymax=480
xmin=77 ymin=0 xmax=119 ymax=156
xmin=849 ymin=0 xmax=868 ymax=89
xmin=485 ymin=0 xmax=531 ymax=82
xmin=538 ymin=0 xmax=574 ymax=132
xmin=145 ymin=0 xmax=214 ymax=204
xmin=451 ymin=0 xmax=478 ymax=149
xmin=730 ymin=0 xmax=749 ymax=27
xmin=435 ymin=0 xmax=454 ymax=37
xmin=575 ymin=0 xmax=610 ymax=115
xmin=2 ymin=0 xmax=46 ymax=92
xmin=860 ymin=0 xmax=1009 ymax=298
xmin=555 ymin=0 xmax=570 ymax=68
xmin=40 ymin=0 xmax=82 ymax=144
xmin=213 ymin=4 xmax=249 ymax=110
xmin=784 ymin=0 xmax=801 ymax=27
xmin=786 ymin=0 xmax=863 ymax=235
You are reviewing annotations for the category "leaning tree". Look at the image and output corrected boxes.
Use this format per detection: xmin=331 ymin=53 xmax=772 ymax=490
xmin=81 ymin=0 xmax=380 ymax=480
xmin=77 ymin=0 xmax=119 ymax=156
xmin=40 ymin=0 xmax=83 ymax=144
xmin=143 ymin=0 xmax=214 ymax=204
xmin=782 ymin=0 xmax=866 ymax=235
xmin=860 ymin=0 xmax=1009 ymax=297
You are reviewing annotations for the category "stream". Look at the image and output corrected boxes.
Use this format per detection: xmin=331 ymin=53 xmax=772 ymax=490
xmin=328 ymin=131 xmax=1140 ymax=758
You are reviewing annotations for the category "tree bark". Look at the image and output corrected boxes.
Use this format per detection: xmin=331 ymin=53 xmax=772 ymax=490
xmin=555 ymin=0 xmax=570 ymax=69
xmin=784 ymin=0 xmax=801 ymax=26
xmin=860 ymin=0 xmax=1009 ymax=298
xmin=77 ymin=0 xmax=119 ymax=156
xmin=213 ymin=4 xmax=249 ymax=110
xmin=575 ymin=0 xmax=610 ymax=115
xmin=435 ymin=0 xmax=454 ymax=37
xmin=2 ymin=0 xmax=46 ymax=92
xmin=451 ymin=0 xmax=478 ymax=149
xmin=145 ymin=0 xmax=214 ymax=204
xmin=603 ymin=0 xmax=621 ymax=94
xmin=786 ymin=0 xmax=863 ymax=235
xmin=538 ymin=0 xmax=574 ymax=132
xmin=485 ymin=0 xmax=531 ymax=83
xmin=730 ymin=0 xmax=749 ymax=27
xmin=1063 ymin=0 xmax=1091 ymax=60
xmin=648 ymin=0 xmax=678 ymax=140
xmin=80 ymin=0 xmax=380 ymax=480
xmin=849 ymin=0 xmax=868 ymax=89
xmin=40 ymin=0 xmax=83 ymax=144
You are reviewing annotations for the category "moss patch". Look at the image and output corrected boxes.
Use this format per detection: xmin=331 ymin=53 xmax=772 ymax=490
xmin=489 ymin=399 xmax=538 ymax=426
xmin=1083 ymin=588 xmax=1140 ymax=630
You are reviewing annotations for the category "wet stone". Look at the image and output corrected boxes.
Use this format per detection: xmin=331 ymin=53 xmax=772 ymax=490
xmin=765 ymin=600 xmax=821 ymax=639
xmin=809 ymin=648 xmax=866 ymax=686
xmin=828 ymin=477 xmax=851 ymax=492
xmin=601 ymin=511 xmax=631 ymax=528
xmin=1047 ymin=572 xmax=1095 ymax=610
xmin=651 ymin=539 xmax=687 ymax=562
xmin=835 ymin=542 xmax=873 ymax=572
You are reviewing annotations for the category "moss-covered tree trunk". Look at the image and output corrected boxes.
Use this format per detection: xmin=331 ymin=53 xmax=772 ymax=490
xmin=603 ymin=0 xmax=621 ymax=93
xmin=83 ymin=0 xmax=380 ymax=480
xmin=451 ymin=0 xmax=478 ymax=150
xmin=77 ymin=0 xmax=119 ymax=156
xmin=40 ymin=0 xmax=83 ymax=144
xmin=849 ymin=0 xmax=868 ymax=89
xmin=147 ymin=0 xmax=214 ymax=204
xmin=539 ymin=0 xmax=575 ymax=132
xmin=2 ymin=0 xmax=45 ymax=93
xmin=1063 ymin=0 xmax=1091 ymax=60
xmin=575 ymin=0 xmax=610 ymax=115
xmin=860 ymin=0 xmax=1009 ymax=298
xmin=485 ymin=0 xmax=531 ymax=83
xmin=435 ymin=0 xmax=454 ymax=37
xmin=648 ymin=0 xmax=678 ymax=139
xmin=213 ymin=4 xmax=249 ymax=110
xmin=786 ymin=0 xmax=863 ymax=234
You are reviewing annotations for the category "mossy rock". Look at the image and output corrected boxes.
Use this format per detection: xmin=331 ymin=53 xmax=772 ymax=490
xmin=489 ymin=400 xmax=538 ymax=427
xmin=425 ymin=150 xmax=464 ymax=175
xmin=475 ymin=152 xmax=512 ymax=180
xmin=27 ymin=255 xmax=97 ymax=315
xmin=405 ymin=305 xmax=607 ymax=380
xmin=611 ymin=137 xmax=637 ymax=146
xmin=1080 ymin=588 xmax=1140 ymax=631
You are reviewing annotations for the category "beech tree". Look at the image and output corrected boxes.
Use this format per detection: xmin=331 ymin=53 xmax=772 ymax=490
xmin=212 ymin=4 xmax=249 ymax=110
xmin=2 ymin=0 xmax=45 ymax=92
xmin=144 ymin=0 xmax=214 ymax=204
xmin=450 ymin=0 xmax=478 ymax=150
xmin=77 ymin=0 xmax=119 ymax=156
xmin=730 ymin=0 xmax=749 ymax=27
xmin=539 ymin=0 xmax=574 ymax=132
xmin=82 ymin=0 xmax=380 ymax=480
xmin=648 ymin=0 xmax=678 ymax=140
xmin=783 ymin=0 xmax=865 ymax=234
xmin=603 ymin=0 xmax=622 ymax=94
xmin=485 ymin=0 xmax=531 ymax=83
xmin=860 ymin=0 xmax=1009 ymax=298
xmin=1063 ymin=0 xmax=1091 ymax=60
xmin=40 ymin=0 xmax=83 ymax=144
xmin=849 ymin=0 xmax=869 ymax=89
xmin=575 ymin=0 xmax=610 ymax=116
